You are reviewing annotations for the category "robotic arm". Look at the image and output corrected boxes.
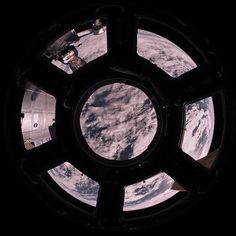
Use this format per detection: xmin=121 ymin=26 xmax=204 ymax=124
xmin=44 ymin=19 xmax=105 ymax=72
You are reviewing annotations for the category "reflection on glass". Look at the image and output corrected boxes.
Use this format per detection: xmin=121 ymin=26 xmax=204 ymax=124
xmin=45 ymin=19 xmax=107 ymax=74
xmin=21 ymin=84 xmax=56 ymax=149
xmin=80 ymin=82 xmax=158 ymax=161
xmin=48 ymin=162 xmax=99 ymax=207
xmin=124 ymin=173 xmax=177 ymax=211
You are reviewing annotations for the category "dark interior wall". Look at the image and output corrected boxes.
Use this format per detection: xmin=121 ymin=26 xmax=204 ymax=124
xmin=2 ymin=0 xmax=235 ymax=234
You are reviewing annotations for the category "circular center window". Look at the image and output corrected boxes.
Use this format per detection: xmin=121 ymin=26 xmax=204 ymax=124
xmin=79 ymin=82 xmax=158 ymax=161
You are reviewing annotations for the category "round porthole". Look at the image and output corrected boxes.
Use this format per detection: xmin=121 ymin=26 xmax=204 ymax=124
xmin=77 ymin=82 xmax=158 ymax=161
xmin=6 ymin=1 xmax=230 ymax=232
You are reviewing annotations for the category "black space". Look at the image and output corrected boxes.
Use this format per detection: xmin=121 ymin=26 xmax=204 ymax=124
xmin=1 ymin=0 xmax=235 ymax=234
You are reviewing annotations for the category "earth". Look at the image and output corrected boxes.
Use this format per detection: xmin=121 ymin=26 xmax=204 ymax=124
xmin=79 ymin=82 xmax=158 ymax=161
xmin=46 ymin=28 xmax=215 ymax=211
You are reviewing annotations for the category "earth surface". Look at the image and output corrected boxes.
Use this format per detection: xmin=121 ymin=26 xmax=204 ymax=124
xmin=43 ymin=28 xmax=214 ymax=211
